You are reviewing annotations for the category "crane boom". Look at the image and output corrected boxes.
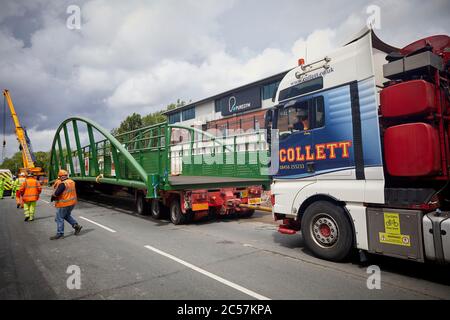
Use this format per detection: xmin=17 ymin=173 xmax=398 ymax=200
xmin=3 ymin=89 xmax=36 ymax=170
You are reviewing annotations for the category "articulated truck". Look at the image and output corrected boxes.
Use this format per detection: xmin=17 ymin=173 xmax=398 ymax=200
xmin=50 ymin=28 xmax=449 ymax=265
xmin=268 ymin=29 xmax=450 ymax=264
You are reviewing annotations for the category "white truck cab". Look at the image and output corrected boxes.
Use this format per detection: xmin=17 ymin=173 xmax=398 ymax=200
xmin=267 ymin=28 xmax=450 ymax=263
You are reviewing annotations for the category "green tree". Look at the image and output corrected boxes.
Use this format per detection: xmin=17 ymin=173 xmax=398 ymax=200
xmin=112 ymin=113 xmax=143 ymax=136
xmin=0 ymin=151 xmax=23 ymax=174
xmin=144 ymin=99 xmax=187 ymax=125
xmin=111 ymin=99 xmax=188 ymax=135
xmin=142 ymin=111 xmax=166 ymax=127
xmin=0 ymin=150 xmax=51 ymax=175
xmin=34 ymin=151 xmax=51 ymax=172
xmin=166 ymin=98 xmax=188 ymax=111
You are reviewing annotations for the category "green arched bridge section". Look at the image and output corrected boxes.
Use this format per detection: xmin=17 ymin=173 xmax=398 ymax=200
xmin=49 ymin=117 xmax=270 ymax=198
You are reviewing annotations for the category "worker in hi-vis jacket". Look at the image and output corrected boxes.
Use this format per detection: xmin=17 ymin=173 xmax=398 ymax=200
xmin=11 ymin=177 xmax=20 ymax=200
xmin=19 ymin=172 xmax=42 ymax=221
xmin=16 ymin=172 xmax=26 ymax=208
xmin=0 ymin=178 xmax=5 ymax=199
xmin=50 ymin=170 xmax=82 ymax=240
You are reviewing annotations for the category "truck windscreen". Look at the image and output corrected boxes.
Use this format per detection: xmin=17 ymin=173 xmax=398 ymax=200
xmin=278 ymin=77 xmax=323 ymax=102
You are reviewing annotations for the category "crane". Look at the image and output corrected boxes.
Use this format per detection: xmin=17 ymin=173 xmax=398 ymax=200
xmin=2 ymin=89 xmax=45 ymax=177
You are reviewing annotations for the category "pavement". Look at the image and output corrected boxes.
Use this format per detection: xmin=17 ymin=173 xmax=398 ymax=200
xmin=1 ymin=187 xmax=449 ymax=300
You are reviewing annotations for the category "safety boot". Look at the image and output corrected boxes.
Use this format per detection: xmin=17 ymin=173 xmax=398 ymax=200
xmin=50 ymin=234 xmax=64 ymax=240
xmin=24 ymin=216 xmax=29 ymax=221
xmin=74 ymin=224 xmax=83 ymax=235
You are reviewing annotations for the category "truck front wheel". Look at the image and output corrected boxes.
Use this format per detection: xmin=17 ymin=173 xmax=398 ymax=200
xmin=170 ymin=198 xmax=186 ymax=225
xmin=301 ymin=201 xmax=353 ymax=261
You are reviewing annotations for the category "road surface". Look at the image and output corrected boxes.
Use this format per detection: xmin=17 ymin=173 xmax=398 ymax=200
xmin=1 ymin=187 xmax=449 ymax=300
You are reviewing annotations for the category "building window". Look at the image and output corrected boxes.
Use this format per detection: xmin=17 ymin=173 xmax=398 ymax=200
xmin=214 ymin=99 xmax=223 ymax=113
xmin=262 ymin=81 xmax=280 ymax=100
xmin=182 ymin=107 xmax=195 ymax=121
xmin=168 ymin=112 xmax=181 ymax=124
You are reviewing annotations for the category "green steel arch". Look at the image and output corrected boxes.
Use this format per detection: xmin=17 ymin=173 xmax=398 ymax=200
xmin=50 ymin=116 xmax=270 ymax=198
xmin=49 ymin=116 xmax=152 ymax=194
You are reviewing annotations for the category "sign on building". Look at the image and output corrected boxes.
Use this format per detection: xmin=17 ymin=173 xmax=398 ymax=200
xmin=220 ymin=86 xmax=261 ymax=116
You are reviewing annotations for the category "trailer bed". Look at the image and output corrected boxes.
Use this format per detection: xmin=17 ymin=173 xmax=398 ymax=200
xmin=168 ymin=175 xmax=268 ymax=189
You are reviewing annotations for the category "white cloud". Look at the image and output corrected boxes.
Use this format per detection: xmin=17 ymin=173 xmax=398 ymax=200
xmin=106 ymin=27 xmax=341 ymax=109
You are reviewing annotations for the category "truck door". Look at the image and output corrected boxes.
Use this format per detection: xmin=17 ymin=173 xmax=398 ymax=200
xmin=312 ymin=86 xmax=354 ymax=178
xmin=275 ymin=98 xmax=314 ymax=178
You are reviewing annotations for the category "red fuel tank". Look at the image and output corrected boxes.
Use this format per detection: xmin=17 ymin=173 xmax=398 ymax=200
xmin=381 ymin=80 xmax=436 ymax=118
xmin=384 ymin=123 xmax=441 ymax=177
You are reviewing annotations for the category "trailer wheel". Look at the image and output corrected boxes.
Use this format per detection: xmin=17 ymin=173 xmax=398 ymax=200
xmin=150 ymin=199 xmax=163 ymax=219
xmin=208 ymin=207 xmax=219 ymax=219
xmin=170 ymin=198 xmax=186 ymax=225
xmin=241 ymin=209 xmax=255 ymax=218
xmin=301 ymin=201 xmax=353 ymax=262
xmin=136 ymin=192 xmax=149 ymax=215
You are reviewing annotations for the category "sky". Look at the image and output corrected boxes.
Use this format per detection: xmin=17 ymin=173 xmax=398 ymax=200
xmin=0 ymin=0 xmax=449 ymax=160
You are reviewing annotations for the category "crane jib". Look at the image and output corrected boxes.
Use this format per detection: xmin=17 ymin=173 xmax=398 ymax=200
xmin=2 ymin=89 xmax=42 ymax=174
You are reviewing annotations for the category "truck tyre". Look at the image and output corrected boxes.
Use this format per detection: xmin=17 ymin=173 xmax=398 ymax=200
xmin=241 ymin=209 xmax=255 ymax=218
xmin=150 ymin=199 xmax=163 ymax=219
xmin=170 ymin=198 xmax=186 ymax=225
xmin=136 ymin=192 xmax=149 ymax=215
xmin=208 ymin=207 xmax=219 ymax=220
xmin=185 ymin=210 xmax=194 ymax=223
xmin=301 ymin=201 xmax=353 ymax=262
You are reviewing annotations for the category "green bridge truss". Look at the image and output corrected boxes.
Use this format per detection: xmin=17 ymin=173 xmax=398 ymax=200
xmin=49 ymin=117 xmax=270 ymax=198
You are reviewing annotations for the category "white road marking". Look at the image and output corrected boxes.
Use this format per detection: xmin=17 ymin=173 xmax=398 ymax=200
xmin=79 ymin=216 xmax=117 ymax=233
xmin=144 ymin=244 xmax=270 ymax=300
xmin=41 ymin=199 xmax=50 ymax=204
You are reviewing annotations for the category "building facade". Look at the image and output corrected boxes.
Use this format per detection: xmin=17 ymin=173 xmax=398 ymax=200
xmin=163 ymin=70 xmax=290 ymax=134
